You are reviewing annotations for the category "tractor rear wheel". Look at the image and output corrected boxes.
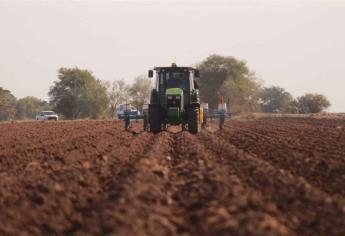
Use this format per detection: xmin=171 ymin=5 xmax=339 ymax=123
xmin=188 ymin=107 xmax=200 ymax=134
xmin=149 ymin=106 xmax=162 ymax=134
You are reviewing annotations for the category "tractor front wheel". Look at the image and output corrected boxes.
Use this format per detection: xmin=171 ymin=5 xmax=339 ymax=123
xmin=188 ymin=107 xmax=200 ymax=134
xmin=149 ymin=105 xmax=162 ymax=134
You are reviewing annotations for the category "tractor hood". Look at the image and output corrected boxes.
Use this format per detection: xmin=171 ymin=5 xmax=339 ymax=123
xmin=166 ymin=88 xmax=184 ymax=110
xmin=166 ymin=88 xmax=183 ymax=97
xmin=165 ymin=88 xmax=184 ymax=125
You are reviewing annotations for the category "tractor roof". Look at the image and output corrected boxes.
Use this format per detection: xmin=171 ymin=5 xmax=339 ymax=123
xmin=153 ymin=66 xmax=197 ymax=72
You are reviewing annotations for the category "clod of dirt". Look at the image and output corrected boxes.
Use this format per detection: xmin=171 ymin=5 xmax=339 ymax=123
xmin=153 ymin=170 xmax=165 ymax=178
xmin=54 ymin=183 xmax=64 ymax=193
xmin=29 ymin=194 xmax=45 ymax=205
xmin=54 ymin=155 xmax=65 ymax=164
xmin=82 ymin=161 xmax=91 ymax=169
xmin=258 ymin=215 xmax=289 ymax=235
xmin=27 ymin=161 xmax=40 ymax=168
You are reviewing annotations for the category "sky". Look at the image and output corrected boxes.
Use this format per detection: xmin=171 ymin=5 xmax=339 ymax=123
xmin=0 ymin=0 xmax=344 ymax=112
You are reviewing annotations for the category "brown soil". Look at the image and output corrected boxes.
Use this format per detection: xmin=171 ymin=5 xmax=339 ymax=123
xmin=0 ymin=118 xmax=344 ymax=236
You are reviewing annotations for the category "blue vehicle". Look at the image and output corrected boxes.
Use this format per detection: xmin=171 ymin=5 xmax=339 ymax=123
xmin=116 ymin=104 xmax=140 ymax=119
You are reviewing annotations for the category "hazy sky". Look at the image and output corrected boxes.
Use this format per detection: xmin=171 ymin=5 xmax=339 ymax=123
xmin=0 ymin=0 xmax=344 ymax=111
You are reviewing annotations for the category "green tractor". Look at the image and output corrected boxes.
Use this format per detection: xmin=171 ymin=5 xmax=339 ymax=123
xmin=148 ymin=64 xmax=203 ymax=134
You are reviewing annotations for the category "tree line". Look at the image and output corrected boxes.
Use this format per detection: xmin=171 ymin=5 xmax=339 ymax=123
xmin=197 ymin=55 xmax=331 ymax=114
xmin=0 ymin=68 xmax=152 ymax=120
xmin=0 ymin=54 xmax=331 ymax=121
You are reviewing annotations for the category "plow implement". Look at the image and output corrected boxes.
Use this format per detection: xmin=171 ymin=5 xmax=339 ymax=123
xmin=121 ymin=110 xmax=230 ymax=131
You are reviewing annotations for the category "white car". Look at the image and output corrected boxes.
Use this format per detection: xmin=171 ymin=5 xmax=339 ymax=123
xmin=36 ymin=111 xmax=59 ymax=121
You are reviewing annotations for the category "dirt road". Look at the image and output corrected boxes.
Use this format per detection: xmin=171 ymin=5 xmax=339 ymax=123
xmin=0 ymin=118 xmax=344 ymax=235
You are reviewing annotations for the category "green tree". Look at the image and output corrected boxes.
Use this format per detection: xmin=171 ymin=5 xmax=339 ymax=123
xmin=220 ymin=75 xmax=261 ymax=113
xmin=259 ymin=86 xmax=294 ymax=113
xmin=15 ymin=96 xmax=50 ymax=119
xmin=197 ymin=54 xmax=261 ymax=113
xmin=103 ymin=79 xmax=130 ymax=118
xmin=286 ymin=99 xmax=300 ymax=114
xmin=129 ymin=75 xmax=152 ymax=109
xmin=297 ymin=93 xmax=331 ymax=113
xmin=49 ymin=67 xmax=109 ymax=119
xmin=0 ymin=87 xmax=16 ymax=121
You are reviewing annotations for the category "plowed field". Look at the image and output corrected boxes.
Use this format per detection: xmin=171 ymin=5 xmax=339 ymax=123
xmin=0 ymin=117 xmax=345 ymax=236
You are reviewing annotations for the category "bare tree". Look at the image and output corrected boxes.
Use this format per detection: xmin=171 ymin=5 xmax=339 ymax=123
xmin=129 ymin=75 xmax=153 ymax=109
xmin=104 ymin=79 xmax=130 ymax=118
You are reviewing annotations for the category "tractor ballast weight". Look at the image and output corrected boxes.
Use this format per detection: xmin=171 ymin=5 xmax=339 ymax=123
xmin=148 ymin=64 xmax=202 ymax=134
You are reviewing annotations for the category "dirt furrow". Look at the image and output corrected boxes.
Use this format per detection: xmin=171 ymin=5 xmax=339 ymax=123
xmin=199 ymin=130 xmax=345 ymax=236
xmin=168 ymin=131 xmax=294 ymax=236
xmin=81 ymin=131 xmax=177 ymax=236
xmin=0 ymin=121 xmax=122 ymax=170
xmin=224 ymin=120 xmax=345 ymax=161
xmin=0 ymin=123 xmax=153 ymax=235
xmin=219 ymin=120 xmax=345 ymax=197
xmin=1 ymin=118 xmax=345 ymax=236
xmin=256 ymin=117 xmax=345 ymax=128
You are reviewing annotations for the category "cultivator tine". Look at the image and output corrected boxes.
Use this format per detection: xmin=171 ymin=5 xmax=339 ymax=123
xmin=124 ymin=116 xmax=130 ymax=131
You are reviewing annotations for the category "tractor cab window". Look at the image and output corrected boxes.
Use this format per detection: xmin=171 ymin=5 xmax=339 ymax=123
xmin=158 ymin=71 xmax=190 ymax=91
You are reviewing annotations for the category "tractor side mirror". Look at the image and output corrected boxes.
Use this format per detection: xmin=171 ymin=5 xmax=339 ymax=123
xmin=194 ymin=70 xmax=200 ymax=78
xmin=148 ymin=70 xmax=153 ymax=78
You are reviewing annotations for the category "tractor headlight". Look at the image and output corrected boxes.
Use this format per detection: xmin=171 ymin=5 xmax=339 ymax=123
xmin=175 ymin=96 xmax=181 ymax=100
xmin=167 ymin=96 xmax=173 ymax=99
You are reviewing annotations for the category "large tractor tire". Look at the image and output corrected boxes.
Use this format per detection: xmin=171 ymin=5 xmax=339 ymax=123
xmin=149 ymin=105 xmax=162 ymax=134
xmin=188 ymin=107 xmax=200 ymax=134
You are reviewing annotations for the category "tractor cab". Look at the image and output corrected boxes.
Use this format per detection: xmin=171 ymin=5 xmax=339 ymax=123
xmin=148 ymin=64 xmax=202 ymax=134
xmin=149 ymin=65 xmax=199 ymax=106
